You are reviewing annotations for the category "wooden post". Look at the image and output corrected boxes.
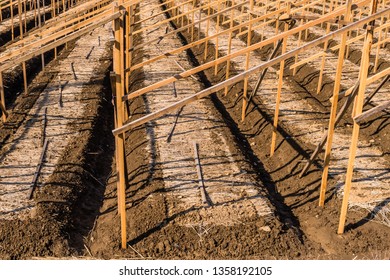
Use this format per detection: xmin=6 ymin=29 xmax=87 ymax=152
xmin=204 ymin=0 xmax=211 ymax=61
xmin=373 ymin=11 xmax=384 ymax=73
xmin=125 ymin=6 xmax=131 ymax=92
xmin=37 ymin=0 xmax=45 ymax=70
xmin=293 ymin=17 xmax=304 ymax=76
xmin=241 ymin=0 xmax=254 ymax=121
xmin=316 ymin=2 xmax=333 ymax=94
xmin=113 ymin=1 xmax=127 ymax=249
xmin=214 ymin=0 xmax=221 ymax=75
xmin=270 ymin=5 xmax=290 ymax=156
xmin=224 ymin=0 xmax=234 ymax=96
xmin=191 ymin=0 xmax=195 ymax=42
xmin=18 ymin=0 xmax=28 ymax=95
xmin=338 ymin=0 xmax=378 ymax=235
xmin=11 ymin=0 xmax=14 ymax=41
xmin=318 ymin=0 xmax=353 ymax=207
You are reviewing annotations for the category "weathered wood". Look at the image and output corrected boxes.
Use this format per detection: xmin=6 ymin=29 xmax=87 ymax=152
xmin=364 ymin=74 xmax=389 ymax=105
xmin=70 ymin=62 xmax=77 ymax=80
xmin=28 ymin=138 xmax=49 ymax=199
xmin=354 ymin=101 xmax=390 ymax=124
xmin=41 ymin=107 xmax=48 ymax=147
xmin=166 ymin=106 xmax=184 ymax=143
xmin=85 ymin=46 xmax=95 ymax=59
xmin=58 ymin=75 xmax=63 ymax=107
xmin=193 ymin=142 xmax=209 ymax=206
xmin=0 ymin=71 xmax=6 ymax=122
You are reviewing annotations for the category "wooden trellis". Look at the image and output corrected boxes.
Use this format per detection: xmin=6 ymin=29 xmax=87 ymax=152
xmin=1 ymin=0 xmax=389 ymax=248
xmin=112 ymin=0 xmax=390 ymax=245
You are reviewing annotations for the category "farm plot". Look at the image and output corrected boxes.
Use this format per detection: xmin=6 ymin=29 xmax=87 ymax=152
xmin=0 ymin=0 xmax=389 ymax=259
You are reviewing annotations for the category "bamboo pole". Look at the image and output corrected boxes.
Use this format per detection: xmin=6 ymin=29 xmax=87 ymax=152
xmin=270 ymin=4 xmax=290 ymax=157
xmin=318 ymin=0 xmax=353 ymax=207
xmin=338 ymin=0 xmax=378 ymax=235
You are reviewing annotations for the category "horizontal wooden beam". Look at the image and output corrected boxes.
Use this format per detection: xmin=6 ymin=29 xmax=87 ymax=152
xmin=123 ymin=0 xmax=384 ymax=102
xmin=114 ymin=5 xmax=390 ymax=136
xmin=128 ymin=0 xmax=251 ymax=53
xmin=0 ymin=11 xmax=122 ymax=72
xmin=354 ymin=101 xmax=390 ymax=124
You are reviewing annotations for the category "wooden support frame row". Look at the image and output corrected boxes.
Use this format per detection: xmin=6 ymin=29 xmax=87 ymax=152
xmin=112 ymin=0 xmax=390 ymax=240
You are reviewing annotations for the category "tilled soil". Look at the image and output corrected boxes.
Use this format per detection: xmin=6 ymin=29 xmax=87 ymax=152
xmin=0 ymin=0 xmax=389 ymax=260
xmin=0 ymin=24 xmax=115 ymax=259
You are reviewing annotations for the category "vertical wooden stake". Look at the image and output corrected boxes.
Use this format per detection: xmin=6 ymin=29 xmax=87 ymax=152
xmin=11 ymin=0 xmax=14 ymax=41
xmin=338 ymin=0 xmax=378 ymax=234
xmin=224 ymin=0 xmax=234 ymax=96
xmin=318 ymin=0 xmax=352 ymax=207
xmin=241 ymin=0 xmax=254 ymax=121
xmin=373 ymin=13 xmax=384 ymax=73
xmin=293 ymin=18 xmax=304 ymax=76
xmin=191 ymin=0 xmax=195 ymax=42
xmin=113 ymin=1 xmax=127 ymax=250
xmin=204 ymin=0 xmax=211 ymax=61
xmin=316 ymin=22 xmax=331 ymax=94
xmin=270 ymin=5 xmax=290 ymax=156
xmin=214 ymin=0 xmax=221 ymax=75
xmin=17 ymin=0 xmax=28 ymax=95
